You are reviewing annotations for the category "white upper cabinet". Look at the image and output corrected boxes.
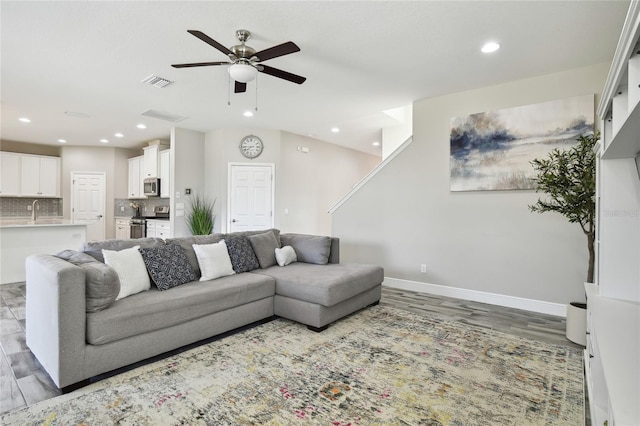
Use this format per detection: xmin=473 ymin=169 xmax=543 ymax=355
xmin=0 ymin=152 xmax=21 ymax=196
xmin=19 ymin=154 xmax=60 ymax=197
xmin=128 ymin=156 xmax=144 ymax=198
xmin=143 ymin=145 xmax=160 ymax=178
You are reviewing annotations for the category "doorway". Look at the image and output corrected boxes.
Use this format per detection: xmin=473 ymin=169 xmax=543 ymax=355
xmin=71 ymin=172 xmax=106 ymax=241
xmin=228 ymin=163 xmax=274 ymax=233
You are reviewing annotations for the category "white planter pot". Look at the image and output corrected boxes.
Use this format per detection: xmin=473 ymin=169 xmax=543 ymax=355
xmin=565 ymin=302 xmax=587 ymax=346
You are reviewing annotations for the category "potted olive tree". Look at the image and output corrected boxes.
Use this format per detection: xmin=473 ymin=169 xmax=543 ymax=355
xmin=529 ymin=131 xmax=598 ymax=345
xmin=186 ymin=195 xmax=216 ymax=235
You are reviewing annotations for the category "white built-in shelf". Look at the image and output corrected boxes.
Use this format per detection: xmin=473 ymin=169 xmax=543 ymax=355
xmin=602 ymin=100 xmax=640 ymax=159
xmin=589 ymin=288 xmax=640 ymax=425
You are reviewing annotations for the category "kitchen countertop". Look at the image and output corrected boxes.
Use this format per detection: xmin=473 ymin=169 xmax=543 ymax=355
xmin=0 ymin=218 xmax=86 ymax=228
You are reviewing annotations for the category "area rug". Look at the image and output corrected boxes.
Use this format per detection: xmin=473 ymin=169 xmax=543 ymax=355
xmin=1 ymin=305 xmax=584 ymax=425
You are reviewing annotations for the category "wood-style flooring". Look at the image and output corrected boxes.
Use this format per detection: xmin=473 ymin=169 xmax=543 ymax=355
xmin=0 ymin=282 xmax=586 ymax=422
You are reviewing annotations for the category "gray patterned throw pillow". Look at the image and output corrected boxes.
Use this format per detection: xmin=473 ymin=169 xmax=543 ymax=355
xmin=224 ymin=235 xmax=260 ymax=273
xmin=139 ymin=242 xmax=197 ymax=290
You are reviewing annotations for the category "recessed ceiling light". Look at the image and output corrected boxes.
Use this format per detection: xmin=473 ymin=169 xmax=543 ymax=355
xmin=372 ymin=141 xmax=381 ymax=147
xmin=243 ymin=111 xmax=254 ymax=117
xmin=331 ymin=127 xmax=340 ymax=133
xmin=481 ymin=41 xmax=500 ymax=53
xmin=136 ymin=124 xmax=147 ymax=129
xmin=57 ymin=139 xmax=67 ymax=143
xmin=100 ymin=139 xmax=109 ymax=143
xmin=19 ymin=117 xmax=31 ymax=123
xmin=114 ymin=133 xmax=124 ymax=138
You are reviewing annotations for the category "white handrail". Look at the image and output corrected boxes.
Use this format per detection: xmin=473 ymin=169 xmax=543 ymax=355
xmin=328 ymin=135 xmax=413 ymax=214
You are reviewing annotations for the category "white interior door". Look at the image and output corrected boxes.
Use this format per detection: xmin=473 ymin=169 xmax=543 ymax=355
xmin=228 ymin=164 xmax=274 ymax=232
xmin=72 ymin=172 xmax=106 ymax=241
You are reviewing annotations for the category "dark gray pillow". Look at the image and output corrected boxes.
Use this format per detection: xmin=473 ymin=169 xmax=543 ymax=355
xmin=224 ymin=235 xmax=260 ymax=273
xmin=82 ymin=237 xmax=165 ymax=263
xmin=139 ymin=242 xmax=197 ymax=291
xmin=55 ymin=250 xmax=120 ymax=312
xmin=247 ymin=230 xmax=280 ymax=269
xmin=280 ymin=234 xmax=332 ymax=265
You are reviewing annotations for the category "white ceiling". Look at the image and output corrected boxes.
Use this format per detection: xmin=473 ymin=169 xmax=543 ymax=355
xmin=0 ymin=1 xmax=631 ymax=156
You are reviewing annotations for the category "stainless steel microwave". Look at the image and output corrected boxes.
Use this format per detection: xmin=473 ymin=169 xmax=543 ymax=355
xmin=143 ymin=178 xmax=160 ymax=197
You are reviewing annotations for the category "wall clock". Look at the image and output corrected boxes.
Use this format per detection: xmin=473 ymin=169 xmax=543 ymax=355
xmin=239 ymin=135 xmax=263 ymax=159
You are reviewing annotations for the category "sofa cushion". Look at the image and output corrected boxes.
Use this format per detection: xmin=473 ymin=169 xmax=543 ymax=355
xmin=82 ymin=237 xmax=165 ymax=263
xmin=252 ymin=263 xmax=384 ymax=307
xmin=193 ymin=240 xmax=235 ymax=281
xmin=139 ymin=242 xmax=196 ymax=291
xmin=280 ymin=234 xmax=332 ymax=265
xmin=224 ymin=235 xmax=260 ymax=273
xmin=86 ymin=273 xmax=276 ymax=345
xmin=103 ymin=246 xmax=151 ymax=300
xmin=54 ymin=250 xmax=120 ymax=312
xmin=165 ymin=235 xmax=223 ymax=279
xmin=275 ymin=245 xmax=297 ymax=266
xmin=247 ymin=230 xmax=280 ymax=269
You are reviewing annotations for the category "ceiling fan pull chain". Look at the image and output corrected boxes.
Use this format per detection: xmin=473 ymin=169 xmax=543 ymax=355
xmin=227 ymin=72 xmax=232 ymax=106
xmin=255 ymin=75 xmax=259 ymax=112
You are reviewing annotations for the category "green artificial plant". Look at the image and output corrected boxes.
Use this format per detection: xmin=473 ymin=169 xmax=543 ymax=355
xmin=529 ymin=131 xmax=598 ymax=283
xmin=186 ymin=195 xmax=216 ymax=235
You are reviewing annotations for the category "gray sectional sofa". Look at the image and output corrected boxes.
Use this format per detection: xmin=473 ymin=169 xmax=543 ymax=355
xmin=25 ymin=230 xmax=383 ymax=391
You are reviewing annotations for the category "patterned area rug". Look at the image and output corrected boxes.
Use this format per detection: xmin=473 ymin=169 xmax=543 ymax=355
xmin=2 ymin=306 xmax=584 ymax=425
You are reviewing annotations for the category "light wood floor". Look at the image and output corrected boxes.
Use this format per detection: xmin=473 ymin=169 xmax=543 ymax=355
xmin=1 ymin=282 xmax=586 ymax=422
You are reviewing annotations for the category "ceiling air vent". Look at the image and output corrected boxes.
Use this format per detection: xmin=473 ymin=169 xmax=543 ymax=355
xmin=141 ymin=109 xmax=188 ymax=123
xmin=141 ymin=74 xmax=174 ymax=88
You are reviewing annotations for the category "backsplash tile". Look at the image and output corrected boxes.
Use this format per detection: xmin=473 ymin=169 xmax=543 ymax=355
xmin=0 ymin=198 xmax=62 ymax=218
xmin=114 ymin=198 xmax=170 ymax=217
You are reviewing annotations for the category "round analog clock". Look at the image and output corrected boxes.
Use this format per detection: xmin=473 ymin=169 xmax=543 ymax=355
xmin=239 ymin=135 xmax=263 ymax=159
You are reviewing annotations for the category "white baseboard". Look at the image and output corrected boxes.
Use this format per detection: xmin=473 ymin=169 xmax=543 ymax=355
xmin=383 ymin=277 xmax=567 ymax=317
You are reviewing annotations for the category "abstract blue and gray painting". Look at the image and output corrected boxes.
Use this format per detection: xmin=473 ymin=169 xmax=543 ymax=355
xmin=450 ymin=94 xmax=593 ymax=191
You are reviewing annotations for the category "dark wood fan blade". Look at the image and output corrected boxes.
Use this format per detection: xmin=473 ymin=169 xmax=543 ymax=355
xmin=187 ymin=30 xmax=234 ymax=56
xmin=171 ymin=61 xmax=230 ymax=68
xmin=259 ymin=65 xmax=306 ymax=84
xmin=235 ymin=81 xmax=247 ymax=93
xmin=253 ymin=41 xmax=300 ymax=62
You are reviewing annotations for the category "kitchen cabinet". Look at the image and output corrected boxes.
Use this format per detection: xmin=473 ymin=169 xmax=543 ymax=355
xmin=115 ymin=218 xmax=130 ymax=240
xmin=20 ymin=154 xmax=60 ymax=197
xmin=160 ymin=150 xmax=170 ymax=198
xmin=128 ymin=156 xmax=145 ymax=198
xmin=146 ymin=219 xmax=171 ymax=238
xmin=0 ymin=152 xmax=21 ymax=196
xmin=143 ymin=145 xmax=160 ymax=178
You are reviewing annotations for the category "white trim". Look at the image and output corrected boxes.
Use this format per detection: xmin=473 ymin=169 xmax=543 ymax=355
xmin=383 ymin=277 xmax=567 ymax=317
xmin=227 ymin=162 xmax=275 ymax=231
xmin=329 ymin=136 xmax=413 ymax=214
xmin=596 ymin=0 xmax=640 ymax=118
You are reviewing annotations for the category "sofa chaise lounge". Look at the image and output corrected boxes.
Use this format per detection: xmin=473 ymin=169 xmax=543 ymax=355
xmin=25 ymin=230 xmax=383 ymax=391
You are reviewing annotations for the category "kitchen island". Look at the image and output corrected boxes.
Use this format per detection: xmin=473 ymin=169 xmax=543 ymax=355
xmin=0 ymin=219 xmax=86 ymax=284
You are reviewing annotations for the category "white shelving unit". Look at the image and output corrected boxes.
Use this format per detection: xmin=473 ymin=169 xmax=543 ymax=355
xmin=588 ymin=2 xmax=640 ymax=426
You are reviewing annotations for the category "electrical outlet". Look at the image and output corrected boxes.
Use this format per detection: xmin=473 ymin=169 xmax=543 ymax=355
xmin=27 ymin=205 xmax=32 ymax=211
xmin=120 ymin=206 xmax=125 ymax=212
xmin=420 ymin=264 xmax=427 ymax=273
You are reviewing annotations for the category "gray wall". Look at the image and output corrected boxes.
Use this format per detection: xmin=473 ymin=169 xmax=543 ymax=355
xmin=332 ymin=62 xmax=609 ymax=306
xmin=203 ymin=129 xmax=379 ymax=235
xmin=171 ymin=127 xmax=205 ymax=238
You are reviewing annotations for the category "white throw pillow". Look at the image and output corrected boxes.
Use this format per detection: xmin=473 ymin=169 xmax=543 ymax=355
xmin=193 ymin=240 xmax=236 ymax=281
xmin=102 ymin=245 xmax=151 ymax=300
xmin=275 ymin=245 xmax=297 ymax=267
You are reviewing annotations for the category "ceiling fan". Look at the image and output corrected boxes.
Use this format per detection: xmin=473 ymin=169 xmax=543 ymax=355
xmin=172 ymin=29 xmax=306 ymax=93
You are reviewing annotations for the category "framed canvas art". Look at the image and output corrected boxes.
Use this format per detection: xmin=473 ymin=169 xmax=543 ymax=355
xmin=449 ymin=94 xmax=594 ymax=191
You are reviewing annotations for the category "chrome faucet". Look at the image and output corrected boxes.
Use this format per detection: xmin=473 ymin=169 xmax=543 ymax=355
xmin=31 ymin=199 xmax=39 ymax=222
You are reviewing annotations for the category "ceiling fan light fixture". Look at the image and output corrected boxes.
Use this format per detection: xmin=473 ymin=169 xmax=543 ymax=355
xmin=229 ymin=63 xmax=257 ymax=83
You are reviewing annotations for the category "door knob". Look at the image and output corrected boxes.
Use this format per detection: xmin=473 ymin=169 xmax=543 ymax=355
xmin=97 ymin=214 xmax=103 ymax=218
xmin=232 ymin=219 xmax=238 ymax=223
